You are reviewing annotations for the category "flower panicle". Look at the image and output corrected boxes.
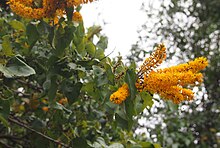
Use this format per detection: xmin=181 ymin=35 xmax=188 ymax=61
xmin=137 ymin=43 xmax=166 ymax=80
xmin=110 ymin=84 xmax=129 ymax=104
xmin=136 ymin=56 xmax=208 ymax=104
xmin=157 ymin=57 xmax=208 ymax=73
xmin=8 ymin=0 xmax=96 ymax=19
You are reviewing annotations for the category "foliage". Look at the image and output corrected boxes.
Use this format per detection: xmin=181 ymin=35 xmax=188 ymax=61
xmin=0 ymin=4 xmax=159 ymax=147
xmin=132 ymin=0 xmax=220 ymax=147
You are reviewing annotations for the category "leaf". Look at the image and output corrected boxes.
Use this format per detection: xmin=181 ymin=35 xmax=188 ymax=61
xmin=0 ymin=114 xmax=9 ymax=127
xmin=2 ymin=35 xmax=13 ymax=56
xmin=136 ymin=91 xmax=154 ymax=114
xmin=26 ymin=23 xmax=40 ymax=46
xmin=115 ymin=113 xmax=129 ymax=130
xmin=85 ymin=42 xmax=96 ymax=56
xmin=125 ymin=69 xmax=137 ymax=100
xmin=96 ymin=36 xmax=108 ymax=50
xmin=108 ymin=143 xmax=124 ymax=148
xmin=71 ymin=137 xmax=89 ymax=148
xmin=61 ymin=81 xmax=82 ymax=104
xmin=48 ymin=75 xmax=58 ymax=101
xmin=52 ymin=26 xmax=74 ymax=56
xmin=92 ymin=65 xmax=105 ymax=76
xmin=139 ymin=142 xmax=155 ymax=148
xmin=0 ymin=100 xmax=10 ymax=118
xmin=0 ymin=56 xmax=36 ymax=78
xmin=124 ymin=69 xmax=138 ymax=129
xmin=9 ymin=20 xmax=25 ymax=31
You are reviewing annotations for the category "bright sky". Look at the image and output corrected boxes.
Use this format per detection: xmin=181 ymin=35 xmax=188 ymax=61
xmin=81 ymin=0 xmax=146 ymax=57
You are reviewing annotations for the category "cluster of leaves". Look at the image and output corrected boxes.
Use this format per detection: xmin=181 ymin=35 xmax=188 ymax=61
xmin=131 ymin=0 xmax=220 ymax=147
xmin=0 ymin=7 xmax=159 ymax=148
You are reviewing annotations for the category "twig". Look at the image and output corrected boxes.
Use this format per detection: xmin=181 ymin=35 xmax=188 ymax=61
xmin=16 ymin=79 xmax=43 ymax=92
xmin=8 ymin=116 xmax=70 ymax=148
xmin=0 ymin=141 xmax=11 ymax=148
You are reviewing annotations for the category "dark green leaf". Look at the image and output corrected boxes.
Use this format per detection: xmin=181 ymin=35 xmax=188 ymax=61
xmin=26 ymin=23 xmax=40 ymax=47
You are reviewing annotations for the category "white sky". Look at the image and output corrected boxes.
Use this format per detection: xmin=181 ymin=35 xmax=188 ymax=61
xmin=81 ymin=0 xmax=146 ymax=57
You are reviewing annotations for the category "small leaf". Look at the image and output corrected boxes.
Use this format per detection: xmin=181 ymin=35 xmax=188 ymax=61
xmin=26 ymin=23 xmax=40 ymax=46
xmin=2 ymin=35 xmax=13 ymax=56
xmin=9 ymin=20 xmax=25 ymax=31
xmin=0 ymin=114 xmax=9 ymax=127
xmin=108 ymin=143 xmax=124 ymax=148
xmin=135 ymin=91 xmax=153 ymax=114
xmin=85 ymin=42 xmax=96 ymax=56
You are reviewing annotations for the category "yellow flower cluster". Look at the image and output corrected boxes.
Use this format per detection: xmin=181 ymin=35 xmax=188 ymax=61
xmin=136 ymin=44 xmax=208 ymax=103
xmin=8 ymin=0 xmax=95 ymax=19
xmin=110 ymin=84 xmax=129 ymax=104
xmin=137 ymin=43 xmax=166 ymax=80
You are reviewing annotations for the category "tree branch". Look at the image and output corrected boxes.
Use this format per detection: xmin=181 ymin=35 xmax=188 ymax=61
xmin=8 ymin=116 xmax=70 ymax=148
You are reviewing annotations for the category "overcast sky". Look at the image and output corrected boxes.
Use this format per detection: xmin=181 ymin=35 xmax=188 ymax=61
xmin=81 ymin=0 xmax=146 ymax=57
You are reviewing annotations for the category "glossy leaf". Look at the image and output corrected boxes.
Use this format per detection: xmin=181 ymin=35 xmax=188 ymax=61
xmin=0 ymin=56 xmax=36 ymax=78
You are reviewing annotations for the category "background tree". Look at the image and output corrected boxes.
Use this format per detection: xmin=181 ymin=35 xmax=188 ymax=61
xmin=131 ymin=0 xmax=220 ymax=147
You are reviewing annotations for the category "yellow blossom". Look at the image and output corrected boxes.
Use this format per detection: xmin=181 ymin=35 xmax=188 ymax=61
xmin=8 ymin=0 xmax=96 ymax=19
xmin=137 ymin=43 xmax=166 ymax=80
xmin=136 ymin=52 xmax=208 ymax=104
xmin=110 ymin=84 xmax=129 ymax=104
xmin=73 ymin=11 xmax=83 ymax=22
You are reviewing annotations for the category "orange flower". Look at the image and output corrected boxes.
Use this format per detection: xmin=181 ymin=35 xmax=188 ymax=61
xmin=110 ymin=84 xmax=129 ymax=104
xmin=42 ymin=106 xmax=49 ymax=112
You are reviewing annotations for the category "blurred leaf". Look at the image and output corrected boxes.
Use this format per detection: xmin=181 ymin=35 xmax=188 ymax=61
xmin=53 ymin=26 xmax=74 ymax=56
xmin=9 ymin=20 xmax=25 ymax=31
xmin=0 ymin=100 xmax=10 ymax=118
xmin=139 ymin=142 xmax=155 ymax=148
xmin=0 ymin=56 xmax=36 ymax=78
xmin=61 ymin=81 xmax=82 ymax=104
xmin=96 ymin=36 xmax=108 ymax=50
xmin=71 ymin=137 xmax=89 ymax=148
xmin=135 ymin=92 xmax=153 ymax=114
xmin=125 ymin=69 xmax=137 ymax=99
xmin=85 ymin=42 xmax=96 ymax=56
xmin=115 ymin=111 xmax=129 ymax=130
xmin=108 ymin=143 xmax=124 ymax=148
xmin=0 ymin=114 xmax=9 ymax=127
xmin=26 ymin=23 xmax=39 ymax=47
xmin=2 ymin=35 xmax=13 ymax=56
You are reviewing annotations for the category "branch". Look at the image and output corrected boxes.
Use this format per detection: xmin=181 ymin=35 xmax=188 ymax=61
xmin=8 ymin=116 xmax=70 ymax=148
xmin=0 ymin=141 xmax=11 ymax=148
xmin=16 ymin=79 xmax=43 ymax=92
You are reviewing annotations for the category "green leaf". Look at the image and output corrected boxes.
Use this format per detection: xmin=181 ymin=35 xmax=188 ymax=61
xmin=108 ymin=143 xmax=124 ymax=148
xmin=71 ymin=137 xmax=89 ymax=148
xmin=61 ymin=81 xmax=82 ymax=104
xmin=136 ymin=91 xmax=153 ymax=114
xmin=2 ymin=35 xmax=13 ymax=56
xmin=85 ymin=42 xmax=96 ymax=56
xmin=125 ymin=69 xmax=137 ymax=100
xmin=95 ymin=48 xmax=105 ymax=60
xmin=48 ymin=75 xmax=58 ymax=101
xmin=26 ymin=23 xmax=40 ymax=46
xmin=52 ymin=26 xmax=74 ymax=56
xmin=92 ymin=65 xmax=105 ymax=76
xmin=0 ymin=56 xmax=36 ymax=78
xmin=124 ymin=69 xmax=138 ymax=129
xmin=96 ymin=36 xmax=108 ymax=50
xmin=9 ymin=20 xmax=25 ymax=31
xmin=115 ymin=112 xmax=129 ymax=130
xmin=139 ymin=142 xmax=155 ymax=148
xmin=0 ymin=99 xmax=10 ymax=118
xmin=0 ymin=114 xmax=9 ymax=127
